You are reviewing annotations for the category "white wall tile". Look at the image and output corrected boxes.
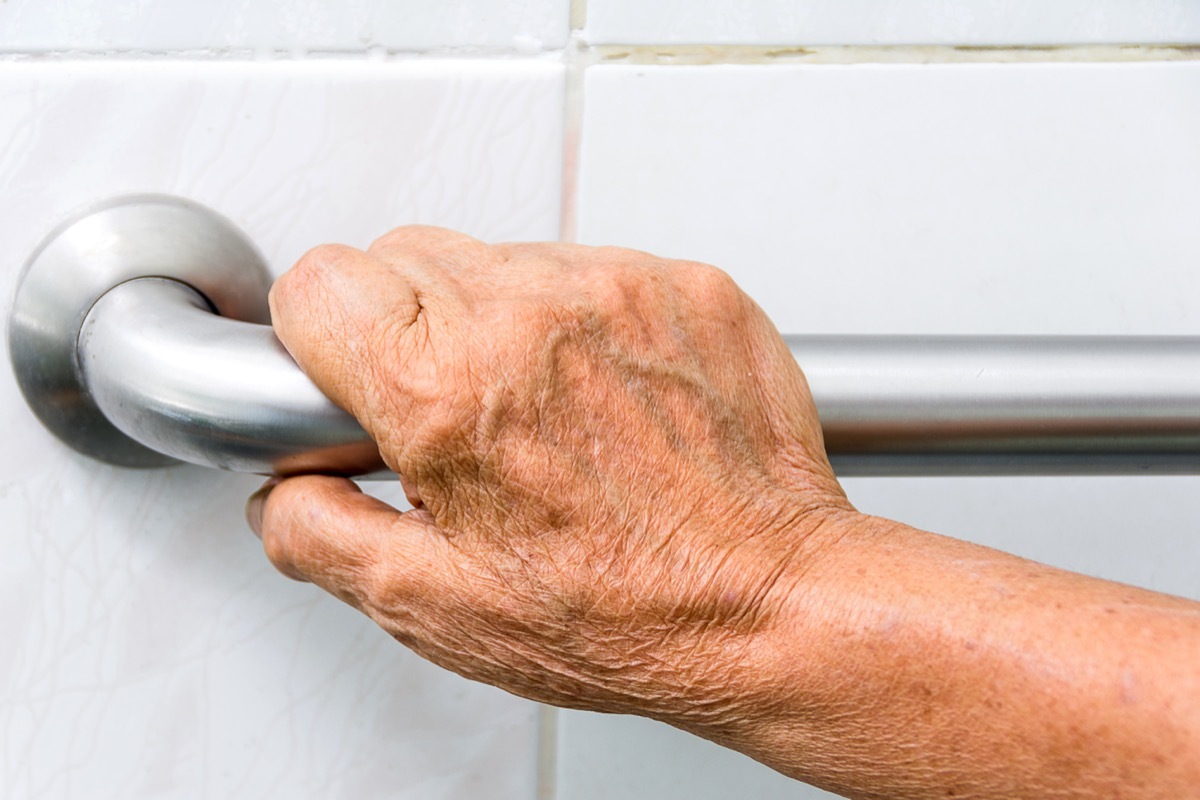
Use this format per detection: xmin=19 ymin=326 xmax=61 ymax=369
xmin=0 ymin=59 xmax=562 ymax=799
xmin=585 ymin=1 xmax=1200 ymax=46
xmin=0 ymin=0 xmax=569 ymax=53
xmin=579 ymin=63 xmax=1200 ymax=336
xmin=565 ymin=61 xmax=1200 ymax=800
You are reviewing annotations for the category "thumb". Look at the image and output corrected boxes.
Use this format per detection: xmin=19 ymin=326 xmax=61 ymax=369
xmin=248 ymin=475 xmax=453 ymax=614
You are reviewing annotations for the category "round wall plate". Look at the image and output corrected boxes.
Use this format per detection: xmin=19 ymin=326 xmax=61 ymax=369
xmin=8 ymin=195 xmax=273 ymax=467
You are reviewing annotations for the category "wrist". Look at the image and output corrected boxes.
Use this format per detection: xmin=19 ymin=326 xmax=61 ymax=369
xmin=660 ymin=503 xmax=879 ymax=744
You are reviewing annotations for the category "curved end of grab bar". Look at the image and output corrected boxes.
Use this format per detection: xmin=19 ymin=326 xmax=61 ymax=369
xmin=78 ymin=278 xmax=387 ymax=477
xmin=7 ymin=194 xmax=386 ymax=477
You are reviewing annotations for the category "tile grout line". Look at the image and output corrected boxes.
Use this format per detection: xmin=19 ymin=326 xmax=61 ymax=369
xmin=569 ymin=0 xmax=588 ymax=36
xmin=535 ymin=703 xmax=560 ymax=800
xmin=583 ymin=42 xmax=1200 ymax=65
xmin=4 ymin=42 xmax=1197 ymax=64
xmin=0 ymin=48 xmax=566 ymax=62
xmin=556 ymin=30 xmax=588 ymax=246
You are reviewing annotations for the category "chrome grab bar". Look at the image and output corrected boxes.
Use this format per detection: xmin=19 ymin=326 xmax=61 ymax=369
xmin=10 ymin=195 xmax=1200 ymax=477
xmin=792 ymin=335 xmax=1200 ymax=475
xmin=79 ymin=278 xmax=383 ymax=476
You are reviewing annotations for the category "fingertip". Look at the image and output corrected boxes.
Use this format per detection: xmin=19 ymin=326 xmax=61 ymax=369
xmin=257 ymin=474 xmax=365 ymax=584
xmin=245 ymin=476 xmax=282 ymax=539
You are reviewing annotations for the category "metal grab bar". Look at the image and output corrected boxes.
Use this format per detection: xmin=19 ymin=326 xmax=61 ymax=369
xmin=10 ymin=195 xmax=1200 ymax=477
xmin=791 ymin=335 xmax=1200 ymax=475
xmin=79 ymin=278 xmax=384 ymax=476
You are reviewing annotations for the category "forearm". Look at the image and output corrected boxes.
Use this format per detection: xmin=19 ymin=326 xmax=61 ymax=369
xmin=703 ymin=512 xmax=1200 ymax=799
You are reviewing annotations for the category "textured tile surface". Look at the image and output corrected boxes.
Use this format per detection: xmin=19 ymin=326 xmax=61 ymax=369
xmin=579 ymin=63 xmax=1200 ymax=336
xmin=0 ymin=60 xmax=562 ymax=799
xmin=562 ymin=61 xmax=1200 ymax=800
xmin=0 ymin=0 xmax=569 ymax=52
xmin=585 ymin=1 xmax=1200 ymax=46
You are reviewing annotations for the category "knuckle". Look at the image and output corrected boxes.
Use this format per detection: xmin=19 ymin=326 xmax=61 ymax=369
xmin=367 ymin=225 xmax=428 ymax=254
xmin=368 ymin=225 xmax=478 ymax=259
xmin=592 ymin=244 xmax=649 ymax=266
xmin=583 ymin=262 xmax=637 ymax=317
xmin=294 ymin=243 xmax=359 ymax=281
xmin=676 ymin=261 xmax=745 ymax=312
xmin=272 ymin=244 xmax=353 ymax=308
xmin=491 ymin=241 xmax=549 ymax=262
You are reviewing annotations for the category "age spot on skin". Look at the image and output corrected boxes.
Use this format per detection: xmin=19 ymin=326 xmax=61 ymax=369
xmin=1119 ymin=669 xmax=1139 ymax=705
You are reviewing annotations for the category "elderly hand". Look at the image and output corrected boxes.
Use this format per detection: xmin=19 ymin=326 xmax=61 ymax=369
xmin=251 ymin=227 xmax=1200 ymax=800
xmin=251 ymin=226 xmax=852 ymax=729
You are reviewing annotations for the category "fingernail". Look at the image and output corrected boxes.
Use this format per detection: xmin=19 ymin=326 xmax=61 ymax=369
xmin=246 ymin=477 xmax=282 ymax=539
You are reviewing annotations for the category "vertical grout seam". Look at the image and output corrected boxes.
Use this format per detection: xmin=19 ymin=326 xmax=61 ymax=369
xmin=557 ymin=0 xmax=590 ymax=245
xmin=535 ymin=703 xmax=561 ymax=800
xmin=569 ymin=0 xmax=588 ymax=35
xmin=557 ymin=33 xmax=588 ymax=244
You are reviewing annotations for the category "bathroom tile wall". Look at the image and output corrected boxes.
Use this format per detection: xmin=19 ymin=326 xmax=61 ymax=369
xmin=0 ymin=0 xmax=569 ymax=52
xmin=585 ymin=0 xmax=1200 ymax=46
xmin=576 ymin=63 xmax=1200 ymax=337
xmin=555 ymin=58 xmax=1200 ymax=800
xmin=0 ymin=60 xmax=563 ymax=799
xmin=3 ymin=3 xmax=1200 ymax=800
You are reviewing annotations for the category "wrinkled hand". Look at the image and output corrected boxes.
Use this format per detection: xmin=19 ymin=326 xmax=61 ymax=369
xmin=252 ymin=227 xmax=853 ymax=732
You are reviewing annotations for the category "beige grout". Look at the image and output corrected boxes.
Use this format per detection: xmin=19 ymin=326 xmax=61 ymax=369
xmin=583 ymin=42 xmax=1200 ymax=65
xmin=588 ymin=41 xmax=1200 ymax=64
xmin=569 ymin=0 xmax=588 ymax=35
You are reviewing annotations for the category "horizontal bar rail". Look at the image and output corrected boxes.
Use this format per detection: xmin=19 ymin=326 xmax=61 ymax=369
xmin=78 ymin=278 xmax=1200 ymax=476
xmin=787 ymin=335 xmax=1200 ymax=475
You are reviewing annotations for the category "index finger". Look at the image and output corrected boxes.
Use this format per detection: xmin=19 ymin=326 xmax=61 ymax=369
xmin=269 ymin=243 xmax=426 ymax=445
